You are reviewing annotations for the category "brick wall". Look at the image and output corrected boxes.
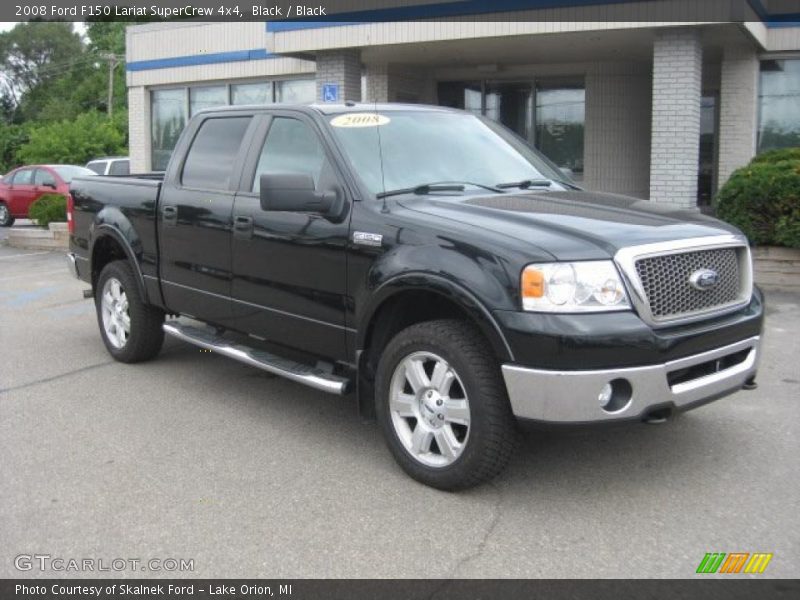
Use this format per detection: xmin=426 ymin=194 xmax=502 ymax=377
xmin=128 ymin=86 xmax=150 ymax=173
xmin=315 ymin=50 xmax=362 ymax=102
xmin=718 ymin=44 xmax=759 ymax=187
xmin=585 ymin=62 xmax=652 ymax=199
xmin=649 ymin=28 xmax=702 ymax=208
xmin=364 ymin=64 xmax=436 ymax=104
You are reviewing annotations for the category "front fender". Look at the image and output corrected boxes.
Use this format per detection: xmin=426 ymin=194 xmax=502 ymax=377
xmin=358 ymin=272 xmax=515 ymax=363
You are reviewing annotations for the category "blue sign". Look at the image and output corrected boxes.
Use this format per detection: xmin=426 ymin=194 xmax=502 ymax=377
xmin=322 ymin=83 xmax=339 ymax=103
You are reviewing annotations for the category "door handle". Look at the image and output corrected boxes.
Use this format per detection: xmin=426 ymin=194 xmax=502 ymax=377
xmin=162 ymin=205 xmax=177 ymax=226
xmin=233 ymin=215 xmax=254 ymax=239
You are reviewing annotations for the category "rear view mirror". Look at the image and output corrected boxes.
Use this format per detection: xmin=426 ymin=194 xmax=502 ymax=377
xmin=259 ymin=173 xmax=343 ymax=219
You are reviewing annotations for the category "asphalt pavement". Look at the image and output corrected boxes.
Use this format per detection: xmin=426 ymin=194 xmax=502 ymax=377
xmin=1 ymin=244 xmax=798 ymax=578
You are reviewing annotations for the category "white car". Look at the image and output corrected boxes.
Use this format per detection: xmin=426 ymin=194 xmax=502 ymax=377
xmin=85 ymin=157 xmax=130 ymax=176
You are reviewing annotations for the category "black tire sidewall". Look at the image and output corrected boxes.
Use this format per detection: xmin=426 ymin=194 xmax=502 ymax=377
xmin=375 ymin=320 xmax=515 ymax=490
xmin=95 ymin=260 xmax=161 ymax=362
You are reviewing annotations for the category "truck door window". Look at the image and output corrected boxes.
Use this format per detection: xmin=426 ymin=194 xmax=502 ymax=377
xmin=109 ymin=160 xmax=130 ymax=176
xmin=251 ymin=117 xmax=327 ymax=193
xmin=181 ymin=117 xmax=252 ymax=190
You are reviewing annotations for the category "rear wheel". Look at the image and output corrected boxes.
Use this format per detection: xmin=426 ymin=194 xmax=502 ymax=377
xmin=0 ymin=203 xmax=14 ymax=227
xmin=375 ymin=319 xmax=518 ymax=490
xmin=95 ymin=260 xmax=164 ymax=363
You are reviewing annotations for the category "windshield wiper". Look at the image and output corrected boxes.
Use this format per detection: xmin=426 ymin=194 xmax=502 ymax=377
xmin=376 ymin=183 xmax=465 ymax=199
xmin=495 ymin=179 xmax=554 ymax=190
xmin=376 ymin=181 xmax=506 ymax=199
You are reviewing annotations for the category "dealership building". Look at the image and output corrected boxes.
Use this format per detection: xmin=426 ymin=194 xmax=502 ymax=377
xmin=126 ymin=1 xmax=800 ymax=208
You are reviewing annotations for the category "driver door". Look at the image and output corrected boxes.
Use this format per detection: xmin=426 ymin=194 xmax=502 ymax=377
xmin=230 ymin=112 xmax=351 ymax=361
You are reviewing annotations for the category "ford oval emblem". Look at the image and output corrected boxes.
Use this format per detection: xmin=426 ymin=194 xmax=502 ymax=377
xmin=689 ymin=268 xmax=719 ymax=291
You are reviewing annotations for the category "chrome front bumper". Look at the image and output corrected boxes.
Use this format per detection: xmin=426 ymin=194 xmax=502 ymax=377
xmin=502 ymin=336 xmax=760 ymax=423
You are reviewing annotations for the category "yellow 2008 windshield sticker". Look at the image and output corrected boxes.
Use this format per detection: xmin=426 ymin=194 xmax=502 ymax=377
xmin=330 ymin=113 xmax=390 ymax=128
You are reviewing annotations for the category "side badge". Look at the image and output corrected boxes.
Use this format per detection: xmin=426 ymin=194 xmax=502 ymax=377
xmin=353 ymin=231 xmax=383 ymax=247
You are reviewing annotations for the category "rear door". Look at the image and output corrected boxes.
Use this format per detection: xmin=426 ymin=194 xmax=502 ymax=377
xmin=229 ymin=111 xmax=351 ymax=360
xmin=157 ymin=113 xmax=258 ymax=326
xmin=7 ymin=168 xmax=36 ymax=216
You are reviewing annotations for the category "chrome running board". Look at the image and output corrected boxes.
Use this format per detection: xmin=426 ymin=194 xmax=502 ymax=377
xmin=163 ymin=322 xmax=350 ymax=395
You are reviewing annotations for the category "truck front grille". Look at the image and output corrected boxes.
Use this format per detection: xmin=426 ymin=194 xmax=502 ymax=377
xmin=634 ymin=248 xmax=741 ymax=320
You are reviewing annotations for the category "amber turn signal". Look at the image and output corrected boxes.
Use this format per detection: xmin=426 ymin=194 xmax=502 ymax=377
xmin=521 ymin=268 xmax=545 ymax=298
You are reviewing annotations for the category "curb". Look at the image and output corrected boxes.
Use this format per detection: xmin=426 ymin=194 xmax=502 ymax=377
xmin=7 ymin=222 xmax=68 ymax=250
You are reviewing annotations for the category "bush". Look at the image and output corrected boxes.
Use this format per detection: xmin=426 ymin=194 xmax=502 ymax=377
xmin=28 ymin=193 xmax=67 ymax=228
xmin=715 ymin=149 xmax=800 ymax=248
xmin=16 ymin=109 xmax=127 ymax=166
xmin=750 ymin=147 xmax=800 ymax=165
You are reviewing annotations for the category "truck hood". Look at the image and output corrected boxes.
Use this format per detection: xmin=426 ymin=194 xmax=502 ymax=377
xmin=398 ymin=190 xmax=742 ymax=261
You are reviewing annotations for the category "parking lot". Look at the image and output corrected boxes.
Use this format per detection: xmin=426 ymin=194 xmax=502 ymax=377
xmin=1 ymin=244 xmax=798 ymax=578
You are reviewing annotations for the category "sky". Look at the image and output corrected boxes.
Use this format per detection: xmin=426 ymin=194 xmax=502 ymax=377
xmin=0 ymin=22 xmax=87 ymax=36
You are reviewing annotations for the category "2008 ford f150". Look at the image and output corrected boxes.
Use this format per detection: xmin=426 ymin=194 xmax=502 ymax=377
xmin=67 ymin=104 xmax=763 ymax=490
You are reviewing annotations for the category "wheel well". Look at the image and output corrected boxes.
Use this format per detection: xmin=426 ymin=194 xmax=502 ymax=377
xmin=91 ymin=235 xmax=128 ymax=290
xmin=357 ymin=289 xmax=506 ymax=418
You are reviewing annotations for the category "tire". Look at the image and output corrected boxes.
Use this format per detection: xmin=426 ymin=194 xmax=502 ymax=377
xmin=0 ymin=203 xmax=14 ymax=227
xmin=95 ymin=260 xmax=164 ymax=363
xmin=375 ymin=319 xmax=518 ymax=490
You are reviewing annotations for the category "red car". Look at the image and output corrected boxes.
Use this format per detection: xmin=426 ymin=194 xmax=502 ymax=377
xmin=0 ymin=164 xmax=96 ymax=227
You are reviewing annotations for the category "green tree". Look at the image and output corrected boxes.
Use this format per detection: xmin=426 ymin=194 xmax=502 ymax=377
xmin=0 ymin=22 xmax=84 ymax=122
xmin=17 ymin=110 xmax=128 ymax=165
xmin=0 ymin=121 xmax=28 ymax=172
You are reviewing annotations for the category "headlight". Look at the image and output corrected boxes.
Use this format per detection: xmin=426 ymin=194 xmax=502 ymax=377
xmin=521 ymin=261 xmax=631 ymax=312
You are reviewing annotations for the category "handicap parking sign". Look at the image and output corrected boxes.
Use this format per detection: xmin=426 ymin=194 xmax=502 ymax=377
xmin=322 ymin=83 xmax=339 ymax=103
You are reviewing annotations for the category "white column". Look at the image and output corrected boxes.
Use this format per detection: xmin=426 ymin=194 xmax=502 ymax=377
xmin=649 ymin=28 xmax=703 ymax=208
xmin=127 ymin=86 xmax=151 ymax=173
xmin=718 ymin=44 xmax=759 ymax=187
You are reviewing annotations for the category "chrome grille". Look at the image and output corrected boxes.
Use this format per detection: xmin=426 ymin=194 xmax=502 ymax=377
xmin=634 ymin=248 xmax=741 ymax=320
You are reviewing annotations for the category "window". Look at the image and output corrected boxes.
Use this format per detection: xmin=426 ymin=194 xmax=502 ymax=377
xmin=436 ymin=80 xmax=585 ymax=181
xmin=182 ymin=117 xmax=252 ymax=190
xmin=190 ymin=86 xmax=227 ymax=116
xmin=109 ymin=160 xmax=130 ymax=176
xmin=276 ymin=80 xmax=315 ymax=104
xmin=232 ymin=83 xmax=272 ymax=105
xmin=151 ymin=79 xmax=315 ymax=171
xmin=758 ymin=59 xmax=800 ymax=153
xmin=151 ymin=89 xmax=188 ymax=171
xmin=34 ymin=169 xmax=57 ymax=186
xmin=86 ymin=161 xmax=107 ymax=175
xmin=252 ymin=118 xmax=326 ymax=193
xmin=535 ymin=83 xmax=585 ymax=181
xmin=11 ymin=169 xmax=33 ymax=184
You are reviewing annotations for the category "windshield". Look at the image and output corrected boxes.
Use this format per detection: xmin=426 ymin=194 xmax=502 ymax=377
xmin=52 ymin=166 xmax=97 ymax=182
xmin=326 ymin=110 xmax=567 ymax=196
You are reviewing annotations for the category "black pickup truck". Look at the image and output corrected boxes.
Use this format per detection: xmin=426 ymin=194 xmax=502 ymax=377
xmin=67 ymin=104 xmax=763 ymax=490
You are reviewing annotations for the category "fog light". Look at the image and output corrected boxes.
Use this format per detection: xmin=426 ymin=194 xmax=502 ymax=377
xmin=598 ymin=383 xmax=613 ymax=408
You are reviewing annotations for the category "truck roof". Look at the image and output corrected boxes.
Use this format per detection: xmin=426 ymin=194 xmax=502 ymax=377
xmin=195 ymin=102 xmax=460 ymax=117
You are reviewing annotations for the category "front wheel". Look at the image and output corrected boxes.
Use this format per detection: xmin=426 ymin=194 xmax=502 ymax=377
xmin=0 ymin=203 xmax=15 ymax=227
xmin=95 ymin=260 xmax=165 ymax=363
xmin=375 ymin=319 xmax=518 ymax=490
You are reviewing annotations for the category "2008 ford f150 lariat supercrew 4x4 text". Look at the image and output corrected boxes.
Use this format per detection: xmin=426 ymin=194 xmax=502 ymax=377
xmin=67 ymin=104 xmax=763 ymax=490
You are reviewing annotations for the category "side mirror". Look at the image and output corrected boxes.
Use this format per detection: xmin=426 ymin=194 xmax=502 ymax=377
xmin=259 ymin=173 xmax=342 ymax=218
